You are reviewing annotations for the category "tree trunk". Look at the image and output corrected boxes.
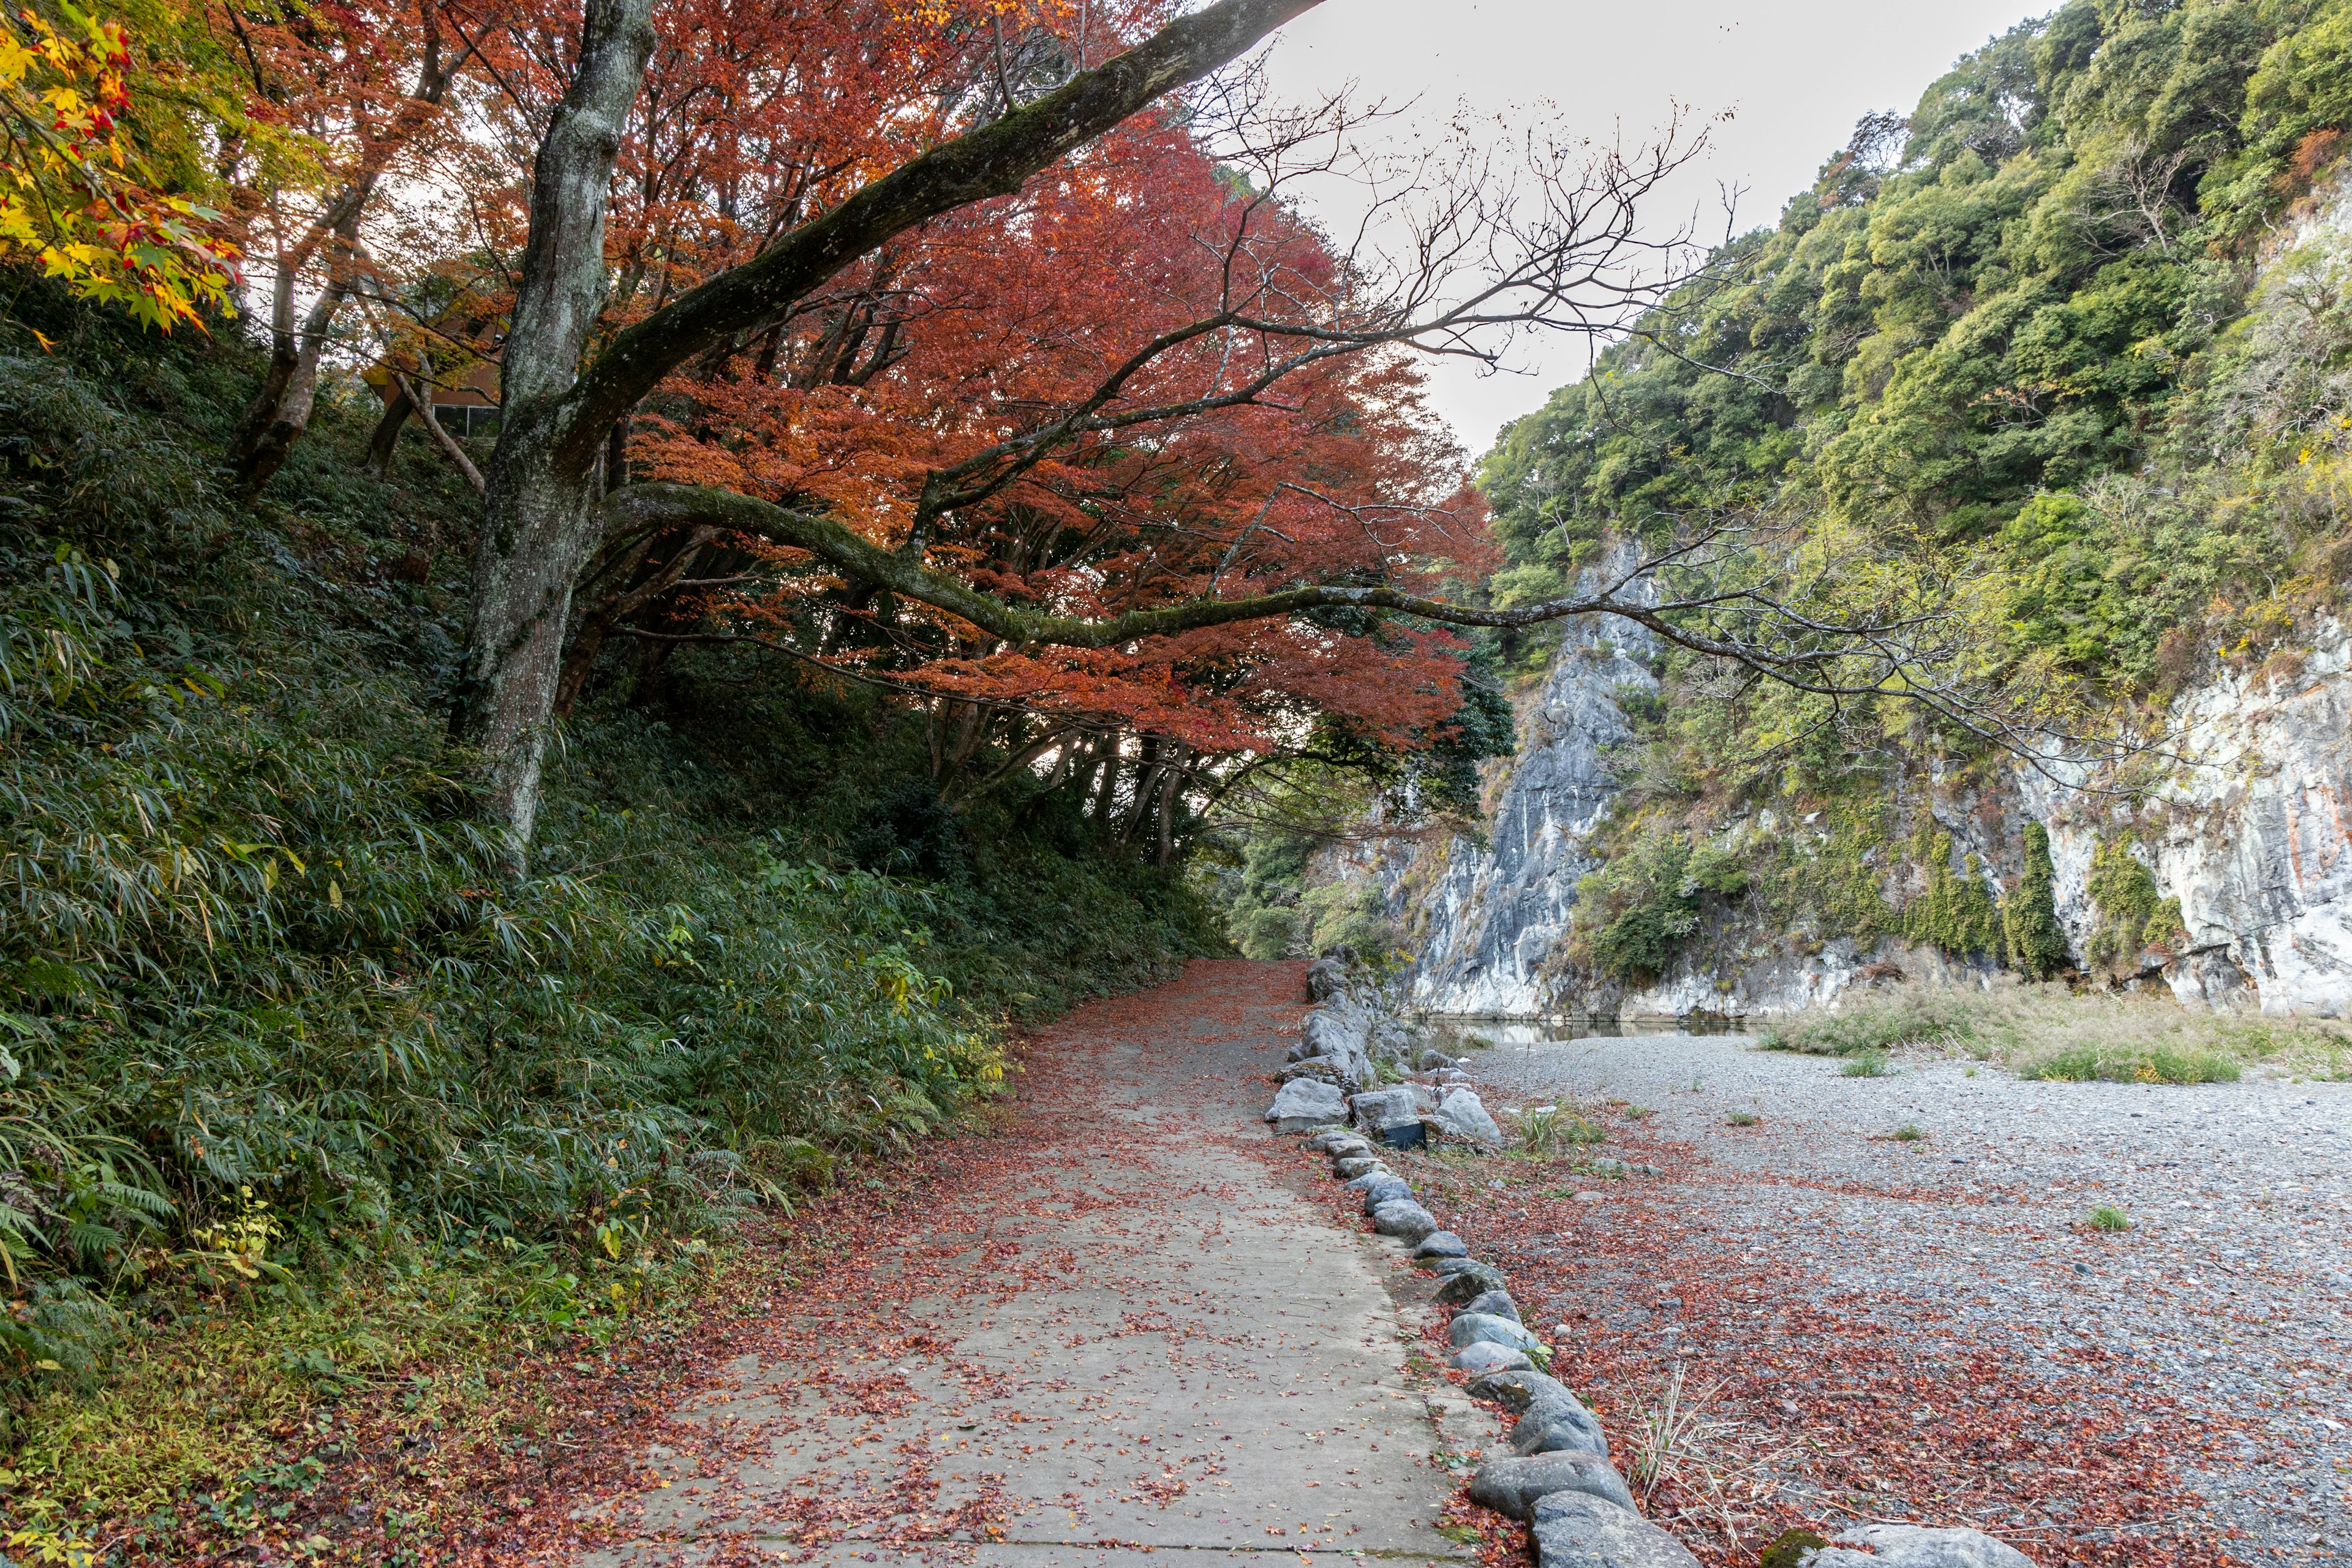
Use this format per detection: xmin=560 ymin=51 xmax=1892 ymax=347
xmin=227 ymin=216 xmax=358 ymax=499
xmin=1153 ymin=739 xmax=1185 ymax=865
xmin=366 ymin=383 xmax=415 ymax=473
xmin=226 ymin=11 xmax=463 ymax=496
xmin=451 ymin=0 xmax=1316 ymax=856
xmin=449 ymin=0 xmax=656 ymax=856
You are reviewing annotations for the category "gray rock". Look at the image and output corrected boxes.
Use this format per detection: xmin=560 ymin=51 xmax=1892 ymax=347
xmin=1343 ymin=1169 xmax=1399 ymax=1193
xmin=1433 ymin=1264 xmax=1510 ymax=1303
xmin=1349 ymin=1086 xmax=1420 ymax=1130
xmin=1512 ymin=1392 xmax=1609 ymax=1460
xmin=1278 ymin=1058 xmax=1346 ymax=1086
xmin=1357 ymin=1175 xmax=1412 ymax=1213
xmin=1468 ymin=1451 xmax=1636 ymax=1519
xmin=1264 ymin=1078 xmax=1348 ymax=1133
xmin=1305 ymin=1000 xmax=1374 ymax=1060
xmin=1806 ymin=1525 xmax=2035 ymax=1568
xmin=1462 ymin=1288 xmax=1521 ymax=1323
xmin=1447 ymin=1311 xmax=1542 ymax=1353
xmin=1531 ymin=1493 xmax=1702 ymax=1568
xmin=1334 ymin=1155 xmax=1386 ymax=1179
xmin=1303 ymin=1126 xmax=1357 ymax=1153
xmin=1464 ymin=1366 xmax=1577 ymax=1414
xmin=1371 ymin=1200 xmax=1439 ymax=1242
xmin=1306 ymin=956 xmax=1349 ymax=1001
xmin=1428 ymin=1254 xmax=1494 ymax=1277
xmin=1413 ymin=1231 xmax=1469 ymax=1259
xmin=1450 ymin=1340 xmax=1535 ymax=1374
xmin=1433 ymin=1087 xmax=1506 ymax=1145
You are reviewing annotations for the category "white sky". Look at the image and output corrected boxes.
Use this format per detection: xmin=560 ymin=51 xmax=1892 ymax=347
xmin=1256 ymin=0 xmax=2049 ymax=458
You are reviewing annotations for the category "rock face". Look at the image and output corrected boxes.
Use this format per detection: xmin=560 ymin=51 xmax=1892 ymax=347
xmin=1803 ymin=1523 xmax=2034 ymax=1568
xmin=1531 ymin=1493 xmax=1702 ymax=1568
xmin=1410 ymin=561 xmax=1659 ymax=1017
xmin=1391 ymin=584 xmax=2352 ymax=1018
xmin=2027 ymin=620 xmax=2352 ymax=1016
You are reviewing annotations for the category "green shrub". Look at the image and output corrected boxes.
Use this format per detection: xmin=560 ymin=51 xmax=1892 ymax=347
xmin=1841 ymin=1050 xmax=1894 ymax=1077
xmin=2088 ymin=1204 xmax=2133 ymax=1232
xmin=2002 ymin=823 xmax=2072 ymax=981
xmin=1758 ymin=990 xmax=1976 ymax=1057
xmin=2021 ymin=1046 xmax=2241 ymax=1085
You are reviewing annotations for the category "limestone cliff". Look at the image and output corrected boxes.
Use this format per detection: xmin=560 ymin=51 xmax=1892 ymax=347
xmin=1378 ymin=618 xmax=2352 ymax=1022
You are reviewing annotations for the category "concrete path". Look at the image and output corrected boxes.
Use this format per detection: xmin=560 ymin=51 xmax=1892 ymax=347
xmin=579 ymin=962 xmax=1477 ymax=1566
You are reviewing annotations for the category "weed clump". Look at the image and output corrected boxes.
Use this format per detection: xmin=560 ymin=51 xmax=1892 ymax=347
xmin=1841 ymin=1050 xmax=1895 ymax=1077
xmin=2022 ymin=1046 xmax=2239 ymax=1084
xmin=1759 ymin=990 xmax=1975 ymax=1057
xmin=1520 ymin=1107 xmax=1607 ymax=1155
xmin=1890 ymin=1121 xmax=1925 ymax=1141
xmin=1725 ymin=1110 xmax=1760 ymax=1127
xmin=2089 ymin=1204 xmax=2134 ymax=1232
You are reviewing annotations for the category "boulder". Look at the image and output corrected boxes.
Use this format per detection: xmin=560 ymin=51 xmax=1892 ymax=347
xmin=1530 ymin=1493 xmax=1702 ymax=1568
xmin=1468 ymin=1451 xmax=1636 ymax=1519
xmin=1349 ymin=1087 xmax=1420 ymax=1131
xmin=1356 ymin=1175 xmax=1412 ymax=1213
xmin=1264 ymin=1078 xmax=1347 ymax=1133
xmin=1428 ymin=1254 xmax=1496 ymax=1278
xmin=1371 ymin=1200 xmax=1439 ymax=1242
xmin=1447 ymin=1311 xmax=1542 ymax=1354
xmin=1413 ymin=1231 xmax=1469 ymax=1260
xmin=1464 ymin=1366 xmax=1577 ymax=1414
xmin=1511 ymin=1392 xmax=1609 ymax=1459
xmin=1305 ymin=998 xmax=1374 ymax=1058
xmin=1461 ymin=1288 xmax=1521 ymax=1324
xmin=1306 ymin=1127 xmax=1368 ymax=1155
xmin=1322 ymin=1138 xmax=1375 ymax=1162
xmin=1334 ymin=1155 xmax=1386 ymax=1179
xmin=1433 ymin=1087 xmax=1506 ymax=1146
xmin=1450 ymin=1340 xmax=1535 ymax=1374
xmin=1804 ymin=1525 xmax=2035 ymax=1568
xmin=1306 ymin=956 xmax=1349 ymax=1000
xmin=1433 ymin=1264 xmax=1510 ymax=1303
xmin=1278 ymin=1058 xmax=1346 ymax=1086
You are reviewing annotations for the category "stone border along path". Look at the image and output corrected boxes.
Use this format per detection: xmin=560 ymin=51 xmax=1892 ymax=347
xmin=1270 ymin=960 xmax=2041 ymax=1568
xmin=575 ymin=960 xmax=1487 ymax=1567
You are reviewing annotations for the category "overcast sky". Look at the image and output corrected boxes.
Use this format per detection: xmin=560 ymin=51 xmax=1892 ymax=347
xmin=1254 ymin=0 xmax=2048 ymax=459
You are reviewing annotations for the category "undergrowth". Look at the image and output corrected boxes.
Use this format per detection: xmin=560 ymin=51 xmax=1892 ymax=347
xmin=0 ymin=296 xmax=1221 ymax=1527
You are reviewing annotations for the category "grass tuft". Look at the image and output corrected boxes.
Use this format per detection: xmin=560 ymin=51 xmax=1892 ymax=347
xmin=1841 ymin=1050 xmax=1894 ymax=1077
xmin=1890 ymin=1121 xmax=1925 ymax=1141
xmin=2021 ymin=1045 xmax=2239 ymax=1084
xmin=1725 ymin=1110 xmax=1759 ymax=1127
xmin=2089 ymin=1204 xmax=2134 ymax=1232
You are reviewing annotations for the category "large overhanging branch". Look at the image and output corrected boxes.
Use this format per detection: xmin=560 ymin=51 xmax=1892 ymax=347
xmin=601 ymin=483 xmax=2062 ymax=756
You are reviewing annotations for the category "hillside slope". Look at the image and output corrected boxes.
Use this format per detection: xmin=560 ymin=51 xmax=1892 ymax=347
xmin=1366 ymin=0 xmax=2352 ymax=1023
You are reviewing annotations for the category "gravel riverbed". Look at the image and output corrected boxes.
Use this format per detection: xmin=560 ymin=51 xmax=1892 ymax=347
xmin=1422 ymin=1028 xmax=2352 ymax=1565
